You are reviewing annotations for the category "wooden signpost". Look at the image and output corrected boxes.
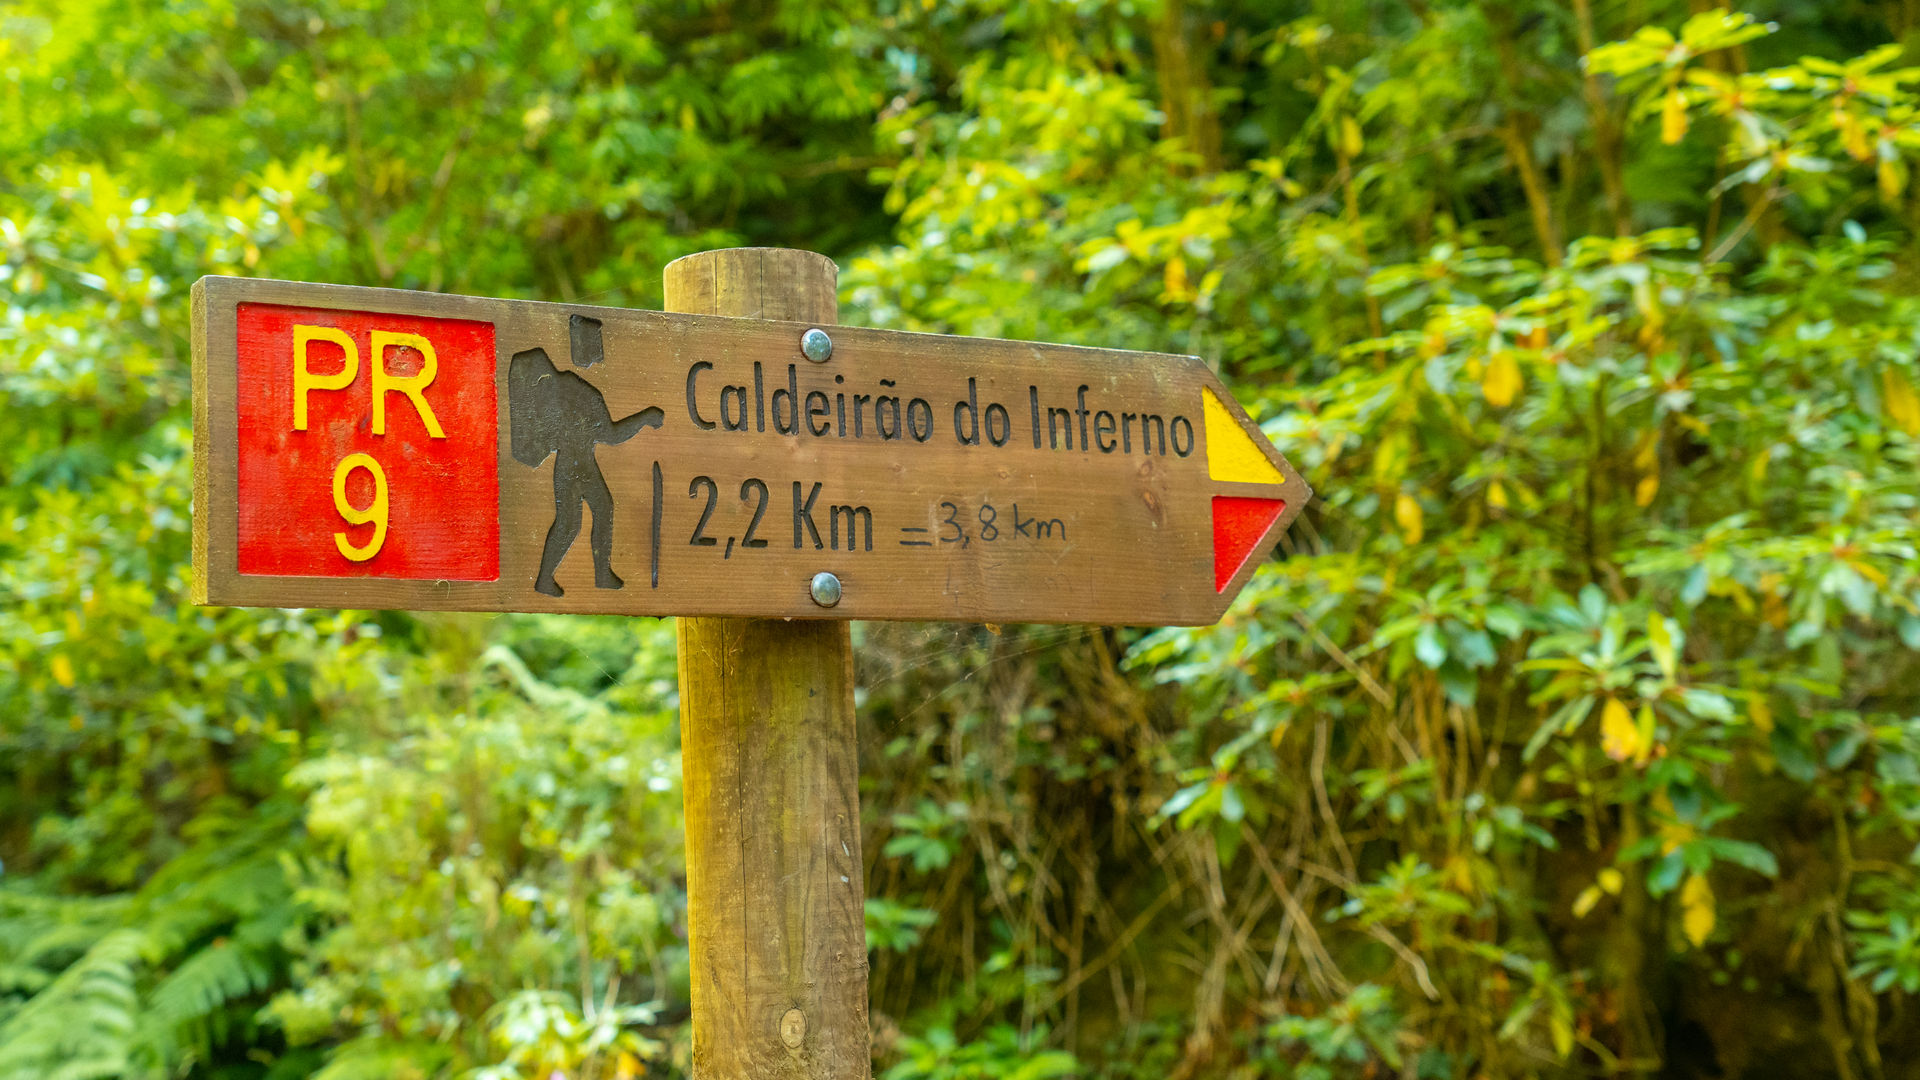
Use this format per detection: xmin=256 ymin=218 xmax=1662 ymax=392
xmin=191 ymin=271 xmax=1308 ymax=625
xmin=191 ymin=248 xmax=1311 ymax=1078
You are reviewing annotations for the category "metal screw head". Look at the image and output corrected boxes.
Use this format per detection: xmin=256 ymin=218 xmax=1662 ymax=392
xmin=809 ymin=571 xmax=842 ymax=608
xmin=800 ymin=327 xmax=834 ymax=363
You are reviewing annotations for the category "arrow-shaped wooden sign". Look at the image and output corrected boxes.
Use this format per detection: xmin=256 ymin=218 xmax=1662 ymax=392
xmin=192 ymin=276 xmax=1310 ymax=626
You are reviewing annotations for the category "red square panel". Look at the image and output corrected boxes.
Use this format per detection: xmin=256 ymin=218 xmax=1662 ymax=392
xmin=234 ymin=302 xmax=500 ymax=580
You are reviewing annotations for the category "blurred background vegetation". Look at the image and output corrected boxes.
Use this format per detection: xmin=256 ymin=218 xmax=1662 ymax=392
xmin=3 ymin=0 xmax=1920 ymax=1077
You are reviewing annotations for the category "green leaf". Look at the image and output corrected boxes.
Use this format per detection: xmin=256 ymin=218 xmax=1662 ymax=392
xmin=1438 ymin=662 xmax=1479 ymax=707
xmin=1703 ymin=838 xmax=1779 ymax=878
xmin=1648 ymin=851 xmax=1687 ymax=897
xmin=1158 ymin=781 xmax=1210 ymax=820
xmin=1680 ymin=689 xmax=1735 ymax=722
xmin=1452 ymin=627 xmax=1498 ymax=669
xmin=1415 ymin=623 xmax=1448 ymax=669
xmin=1525 ymin=697 xmax=1596 ymax=762
xmin=1827 ymin=728 xmax=1868 ymax=770
xmin=1220 ymin=782 xmax=1246 ymax=824
xmin=1009 ymin=1051 xmax=1081 ymax=1080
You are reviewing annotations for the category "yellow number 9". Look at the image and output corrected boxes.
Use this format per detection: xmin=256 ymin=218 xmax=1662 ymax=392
xmin=332 ymin=453 xmax=389 ymax=562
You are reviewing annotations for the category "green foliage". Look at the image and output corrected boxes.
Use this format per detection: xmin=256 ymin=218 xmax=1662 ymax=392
xmin=1263 ymin=985 xmax=1407 ymax=1080
xmin=866 ymin=898 xmax=939 ymax=955
xmin=882 ymin=1023 xmax=1079 ymax=1080
xmin=0 ymin=805 xmax=299 ymax=1078
xmin=265 ymin=625 xmax=685 ymax=1076
xmin=468 ymin=991 xmax=663 ymax=1080
xmin=7 ymin=0 xmax=1920 ymax=1077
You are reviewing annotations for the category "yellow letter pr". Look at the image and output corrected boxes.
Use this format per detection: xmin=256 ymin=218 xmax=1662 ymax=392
xmin=293 ymin=325 xmax=358 ymax=431
xmin=369 ymin=330 xmax=446 ymax=438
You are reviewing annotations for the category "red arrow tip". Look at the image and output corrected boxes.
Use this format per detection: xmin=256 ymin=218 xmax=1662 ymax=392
xmin=1212 ymin=495 xmax=1288 ymax=593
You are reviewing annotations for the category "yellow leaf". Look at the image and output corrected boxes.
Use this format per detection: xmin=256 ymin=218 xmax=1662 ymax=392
xmin=1880 ymin=156 xmax=1907 ymax=201
xmin=1599 ymin=868 xmax=1625 ymax=895
xmin=1839 ymin=109 xmax=1872 ymax=162
xmin=1749 ymin=696 xmax=1774 ymax=733
xmin=1573 ymin=885 xmax=1603 ymax=918
xmin=51 ymin=654 xmax=75 ymax=689
xmin=1444 ymin=853 xmax=1478 ymax=896
xmin=1884 ymin=367 xmax=1920 ymax=436
xmin=1635 ymin=474 xmax=1660 ymax=506
xmin=1658 ymin=823 xmax=1691 ymax=858
xmin=1762 ymin=588 xmax=1788 ymax=629
xmin=1632 ymin=429 xmax=1660 ymax=471
xmin=1394 ymin=492 xmax=1425 ymax=545
xmin=1723 ymin=580 xmax=1755 ymax=615
xmin=1163 ymin=256 xmax=1194 ymax=303
xmin=1661 ymin=87 xmax=1689 ymax=145
xmin=1648 ymin=614 xmax=1676 ymax=678
xmin=1339 ymin=115 xmax=1364 ymax=158
xmin=1482 ymin=350 xmax=1522 ymax=407
xmin=1487 ymin=480 xmax=1509 ymax=510
xmin=1550 ymin=1005 xmax=1574 ymax=1059
xmin=615 ymin=1052 xmax=643 ymax=1080
xmin=1600 ymin=697 xmax=1642 ymax=763
xmin=1372 ymin=429 xmax=1408 ymax=484
xmin=1681 ymin=873 xmax=1716 ymax=948
xmin=1635 ymin=703 xmax=1657 ymax=765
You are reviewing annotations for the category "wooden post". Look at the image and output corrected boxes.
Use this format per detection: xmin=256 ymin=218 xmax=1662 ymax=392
xmin=664 ymin=248 xmax=870 ymax=1079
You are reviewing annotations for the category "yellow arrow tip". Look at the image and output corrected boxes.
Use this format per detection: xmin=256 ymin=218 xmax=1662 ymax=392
xmin=1202 ymin=387 xmax=1284 ymax=485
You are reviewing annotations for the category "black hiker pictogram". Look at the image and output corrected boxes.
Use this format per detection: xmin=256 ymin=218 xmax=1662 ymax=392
xmin=508 ymin=314 xmax=663 ymax=597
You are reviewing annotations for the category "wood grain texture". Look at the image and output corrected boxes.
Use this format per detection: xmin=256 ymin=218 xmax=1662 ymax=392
xmin=191 ymin=278 xmax=212 ymax=605
xmin=190 ymin=275 xmax=1310 ymax=625
xmin=668 ymin=249 xmax=870 ymax=1080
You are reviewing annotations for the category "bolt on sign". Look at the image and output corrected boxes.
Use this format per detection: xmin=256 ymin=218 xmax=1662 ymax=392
xmin=192 ymin=276 xmax=1310 ymax=625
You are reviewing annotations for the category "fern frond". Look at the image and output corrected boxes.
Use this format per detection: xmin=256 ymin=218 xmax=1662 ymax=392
xmin=0 ymin=927 xmax=143 ymax=1080
xmin=0 ymin=800 xmax=307 ymax=1080
xmin=133 ymin=936 xmax=277 ymax=1066
xmin=0 ymin=889 xmax=129 ymax=973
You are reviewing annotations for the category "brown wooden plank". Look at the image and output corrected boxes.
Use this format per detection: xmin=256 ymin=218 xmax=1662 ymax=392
xmin=191 ymin=278 xmax=213 ymax=605
xmin=669 ymin=249 xmax=870 ymax=1080
xmin=191 ymin=274 xmax=1309 ymax=625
